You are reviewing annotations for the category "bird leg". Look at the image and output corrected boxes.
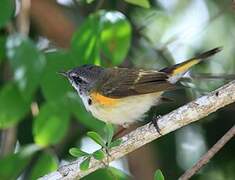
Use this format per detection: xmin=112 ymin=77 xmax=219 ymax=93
xmin=150 ymin=115 xmax=162 ymax=135
xmin=113 ymin=126 xmax=127 ymax=139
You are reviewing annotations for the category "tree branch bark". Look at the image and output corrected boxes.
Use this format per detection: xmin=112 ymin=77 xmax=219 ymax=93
xmin=30 ymin=0 xmax=76 ymax=48
xmin=40 ymin=80 xmax=235 ymax=180
xmin=179 ymin=125 xmax=235 ymax=180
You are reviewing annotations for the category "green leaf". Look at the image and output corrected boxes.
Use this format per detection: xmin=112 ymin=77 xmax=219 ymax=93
xmin=0 ymin=0 xmax=14 ymax=28
xmin=82 ymin=167 xmax=129 ymax=180
xmin=100 ymin=11 xmax=131 ymax=65
xmin=154 ymin=169 xmax=165 ymax=180
xmin=71 ymin=10 xmax=131 ymax=66
xmin=87 ymin=131 xmax=105 ymax=147
xmin=80 ymin=157 xmax=91 ymax=171
xmin=41 ymin=51 xmax=75 ymax=101
xmin=0 ymin=36 xmax=6 ymax=62
xmin=6 ymin=34 xmax=46 ymax=101
xmin=69 ymin=148 xmax=89 ymax=158
xmin=30 ymin=152 xmax=58 ymax=180
xmin=93 ymin=149 xmax=105 ymax=160
xmin=109 ymin=139 xmax=122 ymax=148
xmin=71 ymin=13 xmax=101 ymax=65
xmin=0 ymin=145 xmax=39 ymax=180
xmin=104 ymin=123 xmax=114 ymax=146
xmin=124 ymin=0 xmax=150 ymax=8
xmin=86 ymin=0 xmax=95 ymax=4
xmin=33 ymin=101 xmax=70 ymax=147
xmin=0 ymin=83 xmax=29 ymax=128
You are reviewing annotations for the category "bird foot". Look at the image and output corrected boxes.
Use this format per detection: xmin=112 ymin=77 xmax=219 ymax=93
xmin=149 ymin=115 xmax=162 ymax=135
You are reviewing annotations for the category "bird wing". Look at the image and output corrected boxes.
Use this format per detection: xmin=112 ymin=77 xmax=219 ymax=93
xmin=96 ymin=67 xmax=176 ymax=98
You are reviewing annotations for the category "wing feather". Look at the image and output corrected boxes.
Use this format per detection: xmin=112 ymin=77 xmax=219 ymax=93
xmin=96 ymin=68 xmax=176 ymax=98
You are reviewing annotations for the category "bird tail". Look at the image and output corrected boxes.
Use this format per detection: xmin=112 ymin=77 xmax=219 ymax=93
xmin=160 ymin=47 xmax=222 ymax=83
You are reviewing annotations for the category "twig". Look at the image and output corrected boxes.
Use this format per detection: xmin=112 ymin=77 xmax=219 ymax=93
xmin=30 ymin=0 xmax=75 ymax=48
xmin=0 ymin=128 xmax=17 ymax=156
xmin=95 ymin=0 xmax=104 ymax=10
xmin=179 ymin=125 xmax=235 ymax=180
xmin=16 ymin=0 xmax=31 ymax=35
xmin=40 ymin=80 xmax=235 ymax=180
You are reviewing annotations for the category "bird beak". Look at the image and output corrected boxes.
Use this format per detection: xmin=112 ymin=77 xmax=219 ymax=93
xmin=57 ymin=71 xmax=68 ymax=78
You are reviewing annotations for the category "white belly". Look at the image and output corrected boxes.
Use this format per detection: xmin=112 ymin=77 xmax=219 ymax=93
xmin=86 ymin=92 xmax=162 ymax=126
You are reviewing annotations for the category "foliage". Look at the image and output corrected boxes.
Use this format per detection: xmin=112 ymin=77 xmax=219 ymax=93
xmin=82 ymin=167 xmax=129 ymax=180
xmin=0 ymin=0 xmax=235 ymax=179
xmin=69 ymin=123 xmax=122 ymax=171
xmin=0 ymin=83 xmax=29 ymax=128
xmin=0 ymin=0 xmax=130 ymax=177
xmin=0 ymin=145 xmax=39 ymax=179
xmin=154 ymin=169 xmax=165 ymax=180
xmin=29 ymin=152 xmax=58 ymax=180
xmin=124 ymin=0 xmax=150 ymax=8
xmin=0 ymin=0 xmax=14 ymax=28
xmin=71 ymin=10 xmax=131 ymax=66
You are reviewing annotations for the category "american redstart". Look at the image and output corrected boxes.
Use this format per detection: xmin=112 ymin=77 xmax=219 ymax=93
xmin=60 ymin=47 xmax=221 ymax=128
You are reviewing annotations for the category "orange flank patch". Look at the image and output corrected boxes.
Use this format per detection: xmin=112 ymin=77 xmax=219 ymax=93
xmin=90 ymin=92 xmax=119 ymax=106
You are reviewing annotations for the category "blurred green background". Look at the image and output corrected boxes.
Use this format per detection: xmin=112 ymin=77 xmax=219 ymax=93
xmin=0 ymin=0 xmax=234 ymax=179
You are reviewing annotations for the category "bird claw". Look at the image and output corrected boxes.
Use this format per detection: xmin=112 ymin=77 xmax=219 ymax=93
xmin=149 ymin=115 xmax=162 ymax=135
xmin=100 ymin=144 xmax=111 ymax=168
xmin=104 ymin=142 xmax=111 ymax=157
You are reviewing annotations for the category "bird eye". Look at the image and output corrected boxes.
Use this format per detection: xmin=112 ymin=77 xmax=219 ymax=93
xmin=72 ymin=76 xmax=83 ymax=84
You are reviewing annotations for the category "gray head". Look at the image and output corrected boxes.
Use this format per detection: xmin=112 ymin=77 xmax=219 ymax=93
xmin=59 ymin=64 xmax=104 ymax=94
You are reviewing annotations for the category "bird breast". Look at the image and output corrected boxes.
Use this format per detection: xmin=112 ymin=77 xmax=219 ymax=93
xmin=85 ymin=92 xmax=163 ymax=126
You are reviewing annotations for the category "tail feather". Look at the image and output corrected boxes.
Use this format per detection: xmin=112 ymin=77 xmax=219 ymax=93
xmin=160 ymin=47 xmax=222 ymax=83
xmin=195 ymin=47 xmax=222 ymax=59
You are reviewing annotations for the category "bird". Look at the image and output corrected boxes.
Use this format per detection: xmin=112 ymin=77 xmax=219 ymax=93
xmin=59 ymin=47 xmax=221 ymax=129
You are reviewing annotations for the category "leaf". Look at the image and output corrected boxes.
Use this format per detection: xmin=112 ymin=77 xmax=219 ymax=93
xmin=124 ymin=0 xmax=150 ymax=8
xmin=93 ymin=149 xmax=105 ymax=160
xmin=0 ymin=36 xmax=6 ymax=62
xmin=41 ymin=51 xmax=75 ymax=101
xmin=69 ymin=148 xmax=89 ymax=158
xmin=30 ymin=152 xmax=58 ymax=180
xmin=86 ymin=0 xmax=95 ymax=4
xmin=33 ymin=101 xmax=70 ymax=147
xmin=6 ymin=34 xmax=46 ymax=101
xmin=0 ymin=0 xmax=14 ymax=28
xmin=87 ymin=131 xmax=105 ymax=147
xmin=71 ymin=13 xmax=101 ymax=65
xmin=154 ymin=169 xmax=165 ymax=180
xmin=100 ymin=11 xmax=131 ymax=65
xmin=0 ymin=145 xmax=39 ymax=180
xmin=80 ymin=157 xmax=91 ymax=171
xmin=71 ymin=10 xmax=131 ymax=66
xmin=82 ymin=167 xmax=129 ymax=180
xmin=0 ymin=83 xmax=29 ymax=128
xmin=109 ymin=139 xmax=122 ymax=148
xmin=104 ymin=123 xmax=114 ymax=146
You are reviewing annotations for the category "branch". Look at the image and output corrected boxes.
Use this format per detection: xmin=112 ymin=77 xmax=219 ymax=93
xmin=30 ymin=0 xmax=76 ymax=48
xmin=40 ymin=80 xmax=235 ymax=180
xmin=179 ymin=125 xmax=235 ymax=180
xmin=16 ymin=0 xmax=31 ymax=35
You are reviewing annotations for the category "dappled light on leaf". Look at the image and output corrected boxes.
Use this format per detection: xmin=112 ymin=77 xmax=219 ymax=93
xmin=125 ymin=0 xmax=150 ymax=8
xmin=71 ymin=10 xmax=131 ymax=66
xmin=30 ymin=152 xmax=58 ymax=180
xmin=0 ymin=145 xmax=39 ymax=180
xmin=33 ymin=102 xmax=70 ymax=147
xmin=0 ymin=83 xmax=29 ymax=128
xmin=6 ymin=34 xmax=46 ymax=101
xmin=0 ymin=0 xmax=14 ymax=28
